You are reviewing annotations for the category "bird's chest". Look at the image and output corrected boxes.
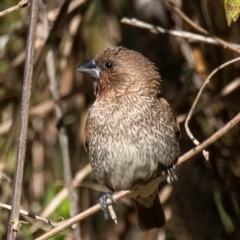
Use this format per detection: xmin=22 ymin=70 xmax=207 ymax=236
xmin=87 ymin=97 xmax=156 ymax=153
xmin=86 ymin=97 xmax=163 ymax=190
xmin=88 ymin=97 xmax=148 ymax=142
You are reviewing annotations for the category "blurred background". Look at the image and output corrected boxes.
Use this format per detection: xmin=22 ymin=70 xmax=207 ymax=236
xmin=0 ymin=0 xmax=240 ymax=239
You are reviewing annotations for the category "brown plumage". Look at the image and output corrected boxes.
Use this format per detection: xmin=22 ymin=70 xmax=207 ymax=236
xmin=76 ymin=47 xmax=180 ymax=231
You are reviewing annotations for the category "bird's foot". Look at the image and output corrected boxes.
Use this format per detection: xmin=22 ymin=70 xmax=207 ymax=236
xmin=100 ymin=191 xmax=118 ymax=225
xmin=166 ymin=164 xmax=178 ymax=183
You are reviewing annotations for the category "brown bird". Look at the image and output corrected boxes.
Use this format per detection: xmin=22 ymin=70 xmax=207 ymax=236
xmin=76 ymin=47 xmax=180 ymax=231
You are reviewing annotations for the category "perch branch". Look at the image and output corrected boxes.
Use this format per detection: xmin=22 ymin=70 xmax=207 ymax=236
xmin=35 ymin=111 xmax=240 ymax=240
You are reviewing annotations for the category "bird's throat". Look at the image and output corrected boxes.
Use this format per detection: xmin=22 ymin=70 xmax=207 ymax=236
xmin=93 ymin=79 xmax=101 ymax=98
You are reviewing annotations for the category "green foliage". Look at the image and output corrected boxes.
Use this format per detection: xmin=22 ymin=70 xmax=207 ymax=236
xmin=0 ymin=58 xmax=8 ymax=74
xmin=214 ymin=190 xmax=234 ymax=234
xmin=224 ymin=0 xmax=240 ymax=25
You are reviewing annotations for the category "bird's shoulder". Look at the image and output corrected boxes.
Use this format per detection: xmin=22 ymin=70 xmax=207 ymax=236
xmin=157 ymin=98 xmax=180 ymax=140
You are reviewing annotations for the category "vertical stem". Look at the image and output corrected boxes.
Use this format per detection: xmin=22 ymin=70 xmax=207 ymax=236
xmin=41 ymin=1 xmax=81 ymax=239
xmin=7 ymin=0 xmax=40 ymax=239
xmin=33 ymin=0 xmax=70 ymax=84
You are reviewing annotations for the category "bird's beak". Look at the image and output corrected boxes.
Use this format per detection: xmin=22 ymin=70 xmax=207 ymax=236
xmin=76 ymin=58 xmax=100 ymax=79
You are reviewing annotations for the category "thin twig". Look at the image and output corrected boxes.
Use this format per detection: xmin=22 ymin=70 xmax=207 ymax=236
xmin=35 ymin=112 xmax=240 ymax=240
xmin=180 ymin=113 xmax=240 ymax=164
xmin=177 ymin=76 xmax=240 ymax=124
xmin=0 ymin=83 xmax=92 ymax=136
xmin=0 ymin=0 xmax=28 ymax=18
xmin=33 ymin=0 xmax=88 ymax=85
xmin=165 ymin=0 xmax=240 ymax=54
xmin=0 ymin=203 xmax=58 ymax=227
xmin=29 ymin=164 xmax=92 ymax=234
xmin=0 ymin=164 xmax=91 ymax=235
xmin=7 ymin=0 xmax=40 ymax=239
xmin=41 ymin=1 xmax=81 ymax=238
xmin=120 ymin=18 xmax=240 ymax=51
xmin=185 ymin=57 xmax=240 ymax=160
xmin=33 ymin=0 xmax=71 ymax=85
xmin=35 ymin=190 xmax=132 ymax=240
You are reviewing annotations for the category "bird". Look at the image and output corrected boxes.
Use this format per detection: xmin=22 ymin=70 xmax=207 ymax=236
xmin=76 ymin=46 xmax=180 ymax=231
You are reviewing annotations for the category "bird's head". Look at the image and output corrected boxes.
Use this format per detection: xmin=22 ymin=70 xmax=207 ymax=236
xmin=76 ymin=47 xmax=161 ymax=99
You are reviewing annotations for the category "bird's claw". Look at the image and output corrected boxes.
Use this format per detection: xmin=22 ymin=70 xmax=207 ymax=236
xmin=100 ymin=191 xmax=118 ymax=224
xmin=167 ymin=164 xmax=178 ymax=183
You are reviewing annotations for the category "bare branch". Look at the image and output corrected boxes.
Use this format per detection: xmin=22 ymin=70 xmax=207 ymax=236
xmin=0 ymin=0 xmax=28 ymax=18
xmin=120 ymin=18 xmax=240 ymax=51
xmin=33 ymin=0 xmax=71 ymax=85
xmin=0 ymin=202 xmax=58 ymax=227
xmin=7 ymin=0 xmax=40 ymax=239
xmin=177 ymin=77 xmax=240 ymax=124
xmin=35 ymin=112 xmax=240 ymax=240
xmin=0 ymin=164 xmax=91 ymax=235
xmin=165 ymin=0 xmax=240 ymax=54
xmin=41 ymin=1 xmax=81 ymax=238
xmin=180 ymin=113 xmax=240 ymax=164
xmin=185 ymin=57 xmax=240 ymax=160
xmin=0 ymin=83 xmax=92 ymax=136
xmin=29 ymin=164 xmax=92 ymax=234
xmin=35 ymin=190 xmax=132 ymax=240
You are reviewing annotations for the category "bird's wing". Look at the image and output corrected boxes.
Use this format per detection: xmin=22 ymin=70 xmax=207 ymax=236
xmin=159 ymin=98 xmax=180 ymax=140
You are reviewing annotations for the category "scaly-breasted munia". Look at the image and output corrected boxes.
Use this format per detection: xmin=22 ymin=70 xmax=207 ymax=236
xmin=76 ymin=47 xmax=180 ymax=231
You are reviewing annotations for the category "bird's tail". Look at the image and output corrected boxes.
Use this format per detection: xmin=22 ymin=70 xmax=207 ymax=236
xmin=134 ymin=193 xmax=165 ymax=231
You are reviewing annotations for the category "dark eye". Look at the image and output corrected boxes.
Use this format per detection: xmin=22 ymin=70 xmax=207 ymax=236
xmin=103 ymin=60 xmax=115 ymax=70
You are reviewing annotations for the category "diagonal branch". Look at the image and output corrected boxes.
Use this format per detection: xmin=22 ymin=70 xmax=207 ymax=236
xmin=165 ymin=0 xmax=240 ymax=54
xmin=120 ymin=18 xmax=240 ymax=52
xmin=1 ymin=202 xmax=58 ymax=227
xmin=0 ymin=0 xmax=28 ymax=18
xmin=35 ymin=112 xmax=240 ymax=240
